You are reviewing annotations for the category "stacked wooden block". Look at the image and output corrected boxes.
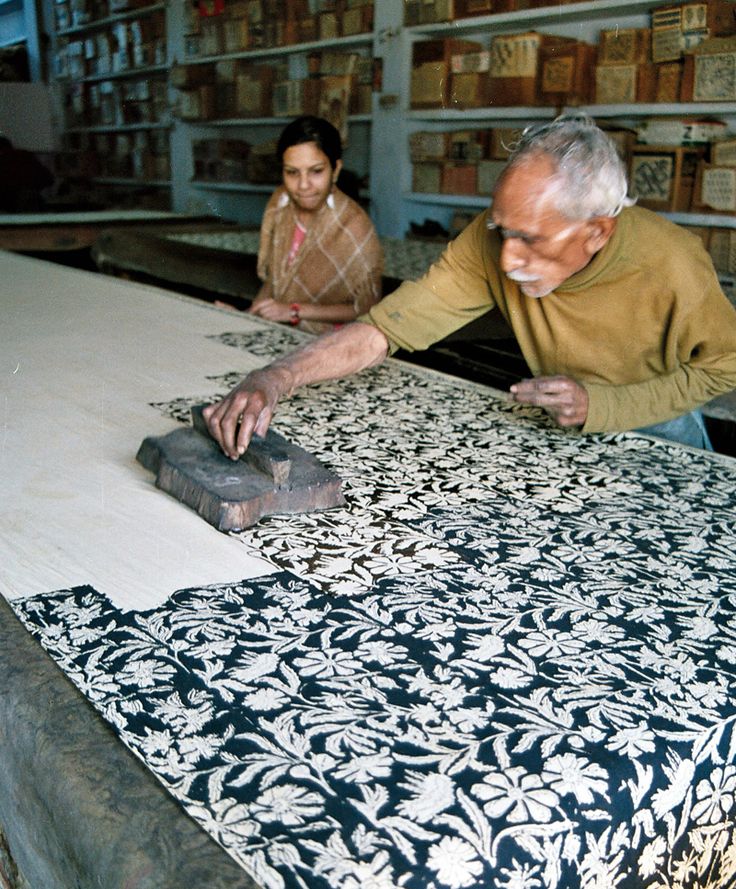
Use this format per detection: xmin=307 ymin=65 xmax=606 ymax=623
xmin=409 ymin=3 xmax=736 ymax=112
xmin=411 ymin=127 xmax=517 ymax=196
xmin=182 ymin=0 xmax=373 ymax=57
xmin=172 ymin=50 xmax=374 ymax=121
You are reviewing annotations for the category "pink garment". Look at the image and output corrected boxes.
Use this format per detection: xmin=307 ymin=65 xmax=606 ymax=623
xmin=287 ymin=222 xmax=306 ymax=266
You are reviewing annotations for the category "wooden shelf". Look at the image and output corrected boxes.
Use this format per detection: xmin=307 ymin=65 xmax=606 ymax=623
xmin=408 ymin=0 xmax=676 ymax=37
xmin=56 ymin=63 xmax=168 ymax=84
xmin=68 ymin=122 xmax=171 ymax=133
xmin=181 ymin=32 xmax=372 ymax=66
xmin=56 ymin=2 xmax=165 ymax=36
xmin=92 ymin=177 xmax=172 ymax=186
xmin=185 ymin=114 xmax=372 ymax=127
xmin=408 ymin=104 xmax=736 ymax=122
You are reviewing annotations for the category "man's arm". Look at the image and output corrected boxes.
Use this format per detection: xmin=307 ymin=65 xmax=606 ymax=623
xmin=203 ymin=321 xmax=389 ymax=459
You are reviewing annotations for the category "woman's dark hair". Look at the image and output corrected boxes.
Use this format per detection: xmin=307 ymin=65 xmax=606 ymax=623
xmin=276 ymin=116 xmax=342 ymax=169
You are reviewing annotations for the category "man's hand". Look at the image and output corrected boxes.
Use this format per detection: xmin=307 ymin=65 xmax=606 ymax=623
xmin=202 ymin=367 xmax=292 ymax=460
xmin=510 ymin=375 xmax=589 ymax=428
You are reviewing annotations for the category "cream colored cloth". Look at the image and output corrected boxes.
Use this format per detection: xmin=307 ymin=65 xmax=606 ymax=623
xmin=0 ymin=251 xmax=276 ymax=610
xmin=257 ymin=186 xmax=383 ymax=334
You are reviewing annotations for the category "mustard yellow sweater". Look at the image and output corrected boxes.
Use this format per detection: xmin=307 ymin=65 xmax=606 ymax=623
xmin=364 ymin=206 xmax=736 ymax=433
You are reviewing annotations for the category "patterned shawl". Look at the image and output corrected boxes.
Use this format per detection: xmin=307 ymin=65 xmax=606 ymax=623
xmin=257 ymin=185 xmax=383 ymax=333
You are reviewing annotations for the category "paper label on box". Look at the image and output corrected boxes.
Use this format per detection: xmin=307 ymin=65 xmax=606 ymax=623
xmin=693 ymin=52 xmax=736 ymax=100
xmin=652 ymin=26 xmax=684 ymax=62
xmin=411 ymin=62 xmax=445 ymax=105
xmin=542 ymin=57 xmax=574 ymax=93
xmin=702 ymin=168 xmax=736 ymax=211
xmin=596 ymin=65 xmax=636 ymax=103
xmin=490 ymin=34 xmax=541 ymax=78
xmin=599 ymin=29 xmax=639 ymax=64
xmin=631 ymin=153 xmax=674 ymax=202
xmin=681 ymin=3 xmax=708 ymax=33
xmin=656 ymin=61 xmax=682 ymax=101
xmin=709 ymin=229 xmax=736 ymax=273
xmin=713 ymin=140 xmax=736 ymax=167
xmin=652 ymin=6 xmax=682 ymax=29
xmin=451 ymin=50 xmax=490 ymax=73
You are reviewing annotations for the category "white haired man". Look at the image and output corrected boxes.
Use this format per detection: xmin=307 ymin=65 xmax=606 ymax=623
xmin=204 ymin=112 xmax=736 ymax=456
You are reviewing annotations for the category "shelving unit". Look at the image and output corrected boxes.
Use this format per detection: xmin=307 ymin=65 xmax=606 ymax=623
xmin=381 ymin=0 xmax=736 ymax=242
xmin=30 ymin=0 xmax=736 ymax=239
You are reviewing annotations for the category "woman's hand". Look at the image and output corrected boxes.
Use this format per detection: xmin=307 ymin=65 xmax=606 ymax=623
xmin=247 ymin=297 xmax=292 ymax=323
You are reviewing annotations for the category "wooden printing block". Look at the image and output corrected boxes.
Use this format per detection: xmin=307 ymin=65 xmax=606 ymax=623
xmin=136 ymin=404 xmax=345 ymax=531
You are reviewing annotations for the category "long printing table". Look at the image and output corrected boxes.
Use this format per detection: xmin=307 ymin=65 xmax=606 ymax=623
xmin=1 ymin=250 xmax=736 ymax=889
xmin=0 ymin=210 xmax=218 ymax=253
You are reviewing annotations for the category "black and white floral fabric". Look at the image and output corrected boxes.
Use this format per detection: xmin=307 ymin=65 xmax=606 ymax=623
xmin=13 ymin=330 xmax=736 ymax=889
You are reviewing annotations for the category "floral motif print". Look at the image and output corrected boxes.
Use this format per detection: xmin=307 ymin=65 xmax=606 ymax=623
xmin=13 ymin=327 xmax=736 ymax=889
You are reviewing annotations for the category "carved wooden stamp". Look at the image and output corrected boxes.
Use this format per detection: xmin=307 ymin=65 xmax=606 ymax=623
xmin=137 ymin=404 xmax=345 ymax=531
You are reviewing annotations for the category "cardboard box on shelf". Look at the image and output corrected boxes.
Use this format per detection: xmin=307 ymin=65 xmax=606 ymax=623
xmin=179 ymin=84 xmax=218 ymax=120
xmin=412 ymin=162 xmax=443 ymax=193
xmin=629 ymin=144 xmax=705 ymax=211
xmin=594 ymin=62 xmax=657 ymax=103
xmin=597 ymin=27 xmax=651 ymax=65
xmin=654 ymin=60 xmax=684 ymax=101
xmin=712 ymin=137 xmax=736 ymax=165
xmin=454 ymin=0 xmax=515 ymax=17
xmin=223 ymin=17 xmax=249 ymax=53
xmin=708 ymin=226 xmax=736 ymax=272
xmin=488 ymin=31 xmax=573 ymax=105
xmin=170 ymin=63 xmax=217 ymax=90
xmin=448 ymin=130 xmax=486 ymax=161
xmin=411 ymin=38 xmax=483 ymax=108
xmin=409 ymin=131 xmax=449 ymax=162
xmin=477 ymin=158 xmax=507 ymax=194
xmin=488 ymin=126 xmax=520 ymax=159
xmin=680 ymin=36 xmax=736 ymax=101
xmin=537 ymin=40 xmax=596 ymax=105
xmin=693 ymin=161 xmax=736 ymax=212
xmin=441 ymin=162 xmax=478 ymax=195
xmin=342 ymin=5 xmax=373 ymax=35
xmin=449 ymin=71 xmax=489 ymax=108
xmin=234 ymin=64 xmax=275 ymax=116
xmin=636 ymin=117 xmax=727 ymax=145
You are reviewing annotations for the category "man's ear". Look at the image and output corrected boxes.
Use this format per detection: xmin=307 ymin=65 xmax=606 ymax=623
xmin=584 ymin=216 xmax=617 ymax=256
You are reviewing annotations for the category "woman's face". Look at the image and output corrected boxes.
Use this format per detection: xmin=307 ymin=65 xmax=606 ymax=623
xmin=282 ymin=141 xmax=341 ymax=215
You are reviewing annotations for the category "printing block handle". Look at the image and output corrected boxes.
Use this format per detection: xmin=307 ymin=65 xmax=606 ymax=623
xmin=190 ymin=404 xmax=291 ymax=488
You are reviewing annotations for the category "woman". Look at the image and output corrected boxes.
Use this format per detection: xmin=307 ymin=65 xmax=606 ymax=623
xmin=249 ymin=116 xmax=383 ymax=334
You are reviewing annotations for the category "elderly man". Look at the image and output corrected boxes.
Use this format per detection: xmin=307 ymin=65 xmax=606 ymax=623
xmin=204 ymin=112 xmax=736 ymax=458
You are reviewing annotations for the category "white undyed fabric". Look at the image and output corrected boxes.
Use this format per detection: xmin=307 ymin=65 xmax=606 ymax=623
xmin=1 ymin=251 xmax=277 ymax=610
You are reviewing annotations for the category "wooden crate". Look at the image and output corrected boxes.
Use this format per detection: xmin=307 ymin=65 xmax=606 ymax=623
xmin=712 ymin=137 xmax=736 ymax=166
xmin=629 ymin=144 xmax=705 ymax=211
xmin=488 ymin=32 xmax=573 ymax=105
xmin=234 ymin=64 xmax=274 ymax=116
xmin=488 ymin=126 xmax=521 ymax=159
xmin=597 ymin=27 xmax=651 ymax=65
xmin=477 ymin=159 xmax=508 ymax=194
xmin=538 ymin=40 xmax=596 ymax=105
xmin=409 ymin=131 xmax=449 ymax=162
xmin=441 ymin=162 xmax=478 ymax=195
xmin=693 ymin=162 xmax=736 ymax=212
xmin=595 ymin=62 xmax=657 ymax=103
xmin=680 ymin=37 xmax=736 ymax=101
xmin=411 ymin=38 xmax=483 ymax=108
xmin=449 ymin=71 xmax=490 ymax=107
xmin=413 ymin=162 xmax=443 ymax=193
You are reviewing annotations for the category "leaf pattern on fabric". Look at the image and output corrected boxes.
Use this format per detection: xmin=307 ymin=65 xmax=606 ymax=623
xmin=14 ymin=329 xmax=736 ymax=888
